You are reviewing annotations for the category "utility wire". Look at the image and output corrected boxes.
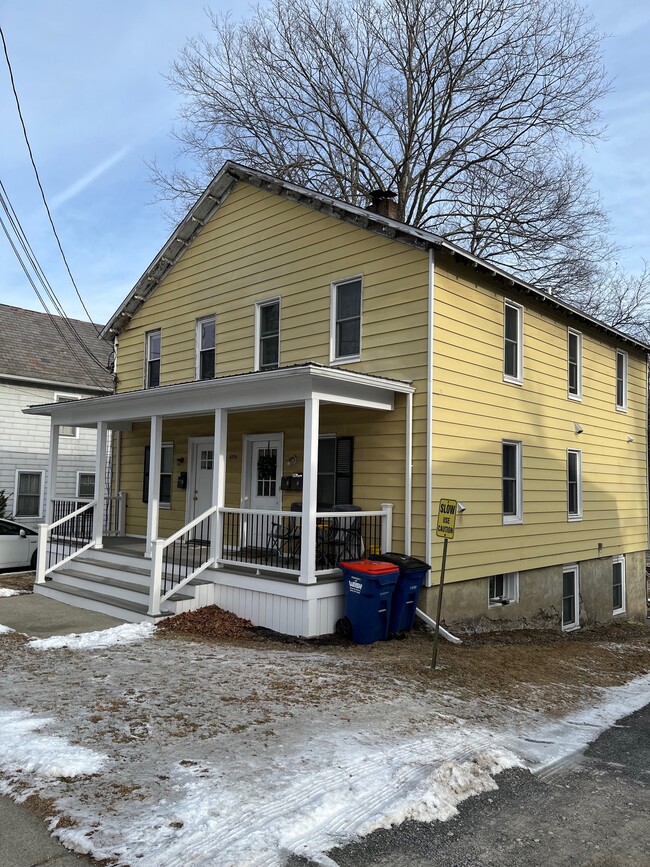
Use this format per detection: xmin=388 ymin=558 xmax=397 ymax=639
xmin=0 ymin=179 xmax=107 ymax=371
xmin=0 ymin=209 xmax=109 ymax=389
xmin=1 ymin=24 xmax=101 ymax=334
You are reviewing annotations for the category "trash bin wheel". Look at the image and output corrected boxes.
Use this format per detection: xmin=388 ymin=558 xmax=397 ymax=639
xmin=336 ymin=617 xmax=353 ymax=639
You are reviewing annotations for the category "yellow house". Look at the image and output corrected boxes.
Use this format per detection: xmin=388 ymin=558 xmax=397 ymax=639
xmin=27 ymin=163 xmax=649 ymax=636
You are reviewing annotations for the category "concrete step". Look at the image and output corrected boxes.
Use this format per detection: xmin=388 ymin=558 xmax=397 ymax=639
xmin=34 ymin=581 xmax=169 ymax=624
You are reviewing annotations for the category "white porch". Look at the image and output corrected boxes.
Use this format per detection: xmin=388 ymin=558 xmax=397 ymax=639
xmin=26 ymin=364 xmax=414 ymax=637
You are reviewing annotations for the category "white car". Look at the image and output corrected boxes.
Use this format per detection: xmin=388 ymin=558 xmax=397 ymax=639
xmin=0 ymin=519 xmax=38 ymax=570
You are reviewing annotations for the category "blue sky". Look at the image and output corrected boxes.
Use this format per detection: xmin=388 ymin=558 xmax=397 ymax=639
xmin=0 ymin=0 xmax=648 ymax=326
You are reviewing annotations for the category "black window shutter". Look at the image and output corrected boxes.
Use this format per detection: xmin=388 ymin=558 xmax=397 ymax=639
xmin=143 ymin=446 xmax=150 ymax=503
xmin=335 ymin=437 xmax=353 ymax=505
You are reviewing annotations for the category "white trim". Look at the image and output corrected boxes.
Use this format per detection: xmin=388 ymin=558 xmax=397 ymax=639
xmin=13 ymin=468 xmax=45 ymax=519
xmin=254 ymin=297 xmax=281 ymax=372
xmin=54 ymin=392 xmax=81 ymax=437
xmin=75 ymin=470 xmax=96 ymax=500
xmin=567 ymin=448 xmax=583 ymax=521
xmin=562 ymin=564 xmax=580 ymax=630
xmin=503 ymin=299 xmax=524 ymax=386
xmin=615 ymin=349 xmax=628 ymax=412
xmin=195 ymin=314 xmax=216 ymax=380
xmin=300 ymin=399 xmax=319 ymax=584
xmin=330 ymin=275 xmax=363 ymax=365
xmin=405 ymin=390 xmax=413 ymax=556
xmin=145 ymin=416 xmax=163 ymax=556
xmin=567 ymin=328 xmax=583 ymax=401
xmin=425 ymin=249 xmax=434 ymax=583
xmin=612 ymin=554 xmax=626 ymax=615
xmin=46 ymin=424 xmax=60 ymax=522
xmin=502 ymin=440 xmax=523 ymax=525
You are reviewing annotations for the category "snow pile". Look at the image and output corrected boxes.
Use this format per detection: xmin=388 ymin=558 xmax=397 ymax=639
xmin=0 ymin=624 xmax=15 ymax=634
xmin=0 ymin=710 xmax=106 ymax=798
xmin=28 ymin=621 xmax=155 ymax=651
xmin=0 ymin=588 xmax=29 ymax=597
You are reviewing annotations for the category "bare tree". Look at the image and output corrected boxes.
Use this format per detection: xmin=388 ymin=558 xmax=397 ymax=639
xmin=155 ymin=0 xmax=617 ymax=300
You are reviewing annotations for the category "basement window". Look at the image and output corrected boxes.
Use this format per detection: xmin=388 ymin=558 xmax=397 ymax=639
xmin=488 ymin=572 xmax=519 ymax=607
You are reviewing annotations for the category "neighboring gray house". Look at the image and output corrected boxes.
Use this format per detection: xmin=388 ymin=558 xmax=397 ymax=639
xmin=0 ymin=305 xmax=113 ymax=529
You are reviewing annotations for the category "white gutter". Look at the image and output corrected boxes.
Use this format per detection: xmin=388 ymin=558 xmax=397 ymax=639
xmin=425 ymin=248 xmax=435 ymax=583
xmin=404 ymin=391 xmax=413 ymax=555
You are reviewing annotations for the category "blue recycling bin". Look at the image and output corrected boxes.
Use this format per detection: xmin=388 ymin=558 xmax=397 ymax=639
xmin=338 ymin=559 xmax=400 ymax=644
xmin=371 ymin=553 xmax=430 ymax=634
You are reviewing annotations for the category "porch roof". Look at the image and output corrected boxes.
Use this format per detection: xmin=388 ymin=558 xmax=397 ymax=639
xmin=23 ymin=362 xmax=413 ymax=428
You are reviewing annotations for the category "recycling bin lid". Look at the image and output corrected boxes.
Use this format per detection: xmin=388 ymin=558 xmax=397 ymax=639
xmin=339 ymin=559 xmax=399 ymax=576
xmin=372 ymin=552 xmax=431 ymax=573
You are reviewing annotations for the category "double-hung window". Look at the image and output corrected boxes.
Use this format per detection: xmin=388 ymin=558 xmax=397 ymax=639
xmin=317 ymin=435 xmax=354 ymax=508
xmin=14 ymin=470 xmax=43 ymax=518
xmin=145 ymin=329 xmax=161 ymax=388
xmin=503 ymin=300 xmax=523 ymax=384
xmin=616 ymin=350 xmax=627 ymax=411
xmin=562 ymin=564 xmax=580 ymax=630
xmin=502 ymin=440 xmax=522 ymax=524
xmin=256 ymin=299 xmax=280 ymax=371
xmin=567 ymin=329 xmax=582 ymax=400
xmin=567 ymin=449 xmax=582 ymax=520
xmin=142 ymin=443 xmax=173 ymax=507
xmin=76 ymin=472 xmax=95 ymax=500
xmin=54 ymin=393 xmax=80 ymax=437
xmin=331 ymin=278 xmax=362 ymax=363
xmin=612 ymin=555 xmax=626 ymax=615
xmin=196 ymin=316 xmax=216 ymax=380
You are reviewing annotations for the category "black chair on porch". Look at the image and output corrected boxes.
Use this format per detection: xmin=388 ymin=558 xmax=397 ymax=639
xmin=265 ymin=502 xmax=302 ymax=567
xmin=318 ymin=504 xmax=363 ymax=568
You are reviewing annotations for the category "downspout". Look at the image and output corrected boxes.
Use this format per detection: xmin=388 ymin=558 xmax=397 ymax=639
xmin=425 ymin=248 xmax=435 ymax=583
xmin=404 ymin=391 xmax=413 ymax=555
xmin=646 ymin=354 xmax=649 ymax=552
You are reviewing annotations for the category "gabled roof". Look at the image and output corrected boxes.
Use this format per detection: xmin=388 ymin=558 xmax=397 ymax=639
xmin=102 ymin=161 xmax=650 ymax=354
xmin=0 ymin=304 xmax=113 ymax=392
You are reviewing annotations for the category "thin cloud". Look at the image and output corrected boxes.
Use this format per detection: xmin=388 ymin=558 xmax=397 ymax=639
xmin=52 ymin=146 xmax=130 ymax=208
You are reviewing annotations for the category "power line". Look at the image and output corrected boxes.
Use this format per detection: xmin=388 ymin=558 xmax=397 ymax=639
xmin=0 ymin=23 xmax=101 ymax=334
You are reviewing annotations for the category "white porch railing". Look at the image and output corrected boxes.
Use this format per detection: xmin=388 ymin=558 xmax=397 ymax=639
xmin=36 ymin=499 xmax=97 ymax=583
xmin=104 ymin=492 xmax=127 ymax=536
xmin=148 ymin=505 xmax=217 ymax=617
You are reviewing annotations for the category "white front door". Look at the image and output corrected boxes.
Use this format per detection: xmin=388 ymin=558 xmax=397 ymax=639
xmin=244 ymin=434 xmax=283 ymax=547
xmin=187 ymin=438 xmax=214 ymax=523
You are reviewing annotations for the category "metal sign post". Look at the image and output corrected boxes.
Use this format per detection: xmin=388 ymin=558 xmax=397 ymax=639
xmin=431 ymin=498 xmax=457 ymax=670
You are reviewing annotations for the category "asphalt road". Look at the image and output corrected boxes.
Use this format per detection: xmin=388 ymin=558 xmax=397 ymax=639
xmin=310 ymin=702 xmax=650 ymax=867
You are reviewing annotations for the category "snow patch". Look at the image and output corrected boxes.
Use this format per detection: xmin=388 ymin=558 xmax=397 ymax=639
xmin=0 ymin=624 xmax=15 ymax=634
xmin=0 ymin=588 xmax=29 ymax=597
xmin=28 ymin=621 xmax=156 ymax=650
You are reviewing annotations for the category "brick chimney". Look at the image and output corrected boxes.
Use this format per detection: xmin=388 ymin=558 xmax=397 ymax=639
xmin=366 ymin=189 xmax=400 ymax=221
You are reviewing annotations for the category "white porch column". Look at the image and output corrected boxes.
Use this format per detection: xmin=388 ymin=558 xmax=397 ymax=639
xmin=300 ymin=397 xmax=319 ymax=584
xmin=145 ymin=415 xmax=163 ymax=558
xmin=211 ymin=408 xmax=228 ymax=563
xmin=93 ymin=421 xmax=108 ymax=549
xmin=381 ymin=502 xmax=394 ymax=553
xmin=46 ymin=423 xmax=60 ymax=523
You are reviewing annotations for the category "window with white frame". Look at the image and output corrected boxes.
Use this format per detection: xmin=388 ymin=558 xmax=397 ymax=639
xmin=615 ymin=349 xmax=627 ymax=411
xmin=76 ymin=472 xmax=95 ymax=500
xmin=142 ymin=443 xmax=173 ymax=507
xmin=503 ymin=299 xmax=523 ymax=384
xmin=317 ymin=435 xmax=354 ymax=508
xmin=196 ymin=316 xmax=216 ymax=380
xmin=256 ymin=299 xmax=280 ymax=371
xmin=488 ymin=572 xmax=519 ymax=607
xmin=612 ymin=555 xmax=626 ymax=614
xmin=14 ymin=470 xmax=43 ymax=518
xmin=145 ymin=329 xmax=161 ymax=388
xmin=502 ymin=440 xmax=522 ymax=523
xmin=567 ymin=328 xmax=582 ymax=400
xmin=562 ymin=564 xmax=580 ymax=629
xmin=54 ymin=393 xmax=80 ymax=437
xmin=567 ymin=449 xmax=582 ymax=520
xmin=331 ymin=277 xmax=362 ymax=362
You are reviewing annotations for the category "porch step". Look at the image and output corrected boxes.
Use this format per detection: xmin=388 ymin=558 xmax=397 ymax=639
xmin=34 ymin=580 xmax=168 ymax=624
xmin=56 ymin=568 xmax=195 ymax=602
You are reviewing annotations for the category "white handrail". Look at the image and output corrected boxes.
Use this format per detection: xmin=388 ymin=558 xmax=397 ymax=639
xmin=48 ymin=499 xmax=96 ymax=531
xmin=160 ymin=504 xmax=218 ymax=550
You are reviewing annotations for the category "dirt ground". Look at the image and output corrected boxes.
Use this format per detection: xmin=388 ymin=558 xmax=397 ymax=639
xmin=0 ymin=571 xmax=35 ymax=592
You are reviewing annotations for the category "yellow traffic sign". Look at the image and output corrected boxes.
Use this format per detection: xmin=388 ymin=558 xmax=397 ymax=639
xmin=436 ymin=498 xmax=457 ymax=539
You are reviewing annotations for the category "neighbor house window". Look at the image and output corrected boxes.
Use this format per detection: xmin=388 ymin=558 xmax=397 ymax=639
xmin=567 ymin=329 xmax=582 ymax=400
xmin=502 ymin=440 xmax=522 ymax=524
xmin=55 ymin=393 xmax=80 ymax=437
xmin=616 ymin=350 xmax=627 ymax=411
xmin=612 ymin=555 xmax=626 ymax=615
xmin=196 ymin=316 xmax=216 ymax=380
xmin=255 ymin=299 xmax=280 ymax=371
xmin=317 ymin=435 xmax=354 ymax=508
xmin=145 ymin=329 xmax=161 ymax=388
xmin=488 ymin=573 xmax=519 ymax=607
xmin=76 ymin=472 xmax=95 ymax=500
xmin=562 ymin=564 xmax=580 ymax=630
xmin=331 ymin=277 xmax=362 ymax=362
xmin=503 ymin=299 xmax=523 ymax=384
xmin=14 ymin=470 xmax=43 ymax=518
xmin=567 ymin=449 xmax=582 ymax=520
xmin=142 ymin=443 xmax=173 ymax=507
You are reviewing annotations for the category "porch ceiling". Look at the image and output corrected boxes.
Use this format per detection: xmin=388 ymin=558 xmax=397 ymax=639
xmin=23 ymin=363 xmax=414 ymax=428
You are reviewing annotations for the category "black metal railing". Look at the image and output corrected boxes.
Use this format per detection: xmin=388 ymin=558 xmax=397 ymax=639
xmin=315 ymin=513 xmax=383 ymax=570
xmin=48 ymin=501 xmax=95 ymax=570
xmin=160 ymin=514 xmax=212 ymax=598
